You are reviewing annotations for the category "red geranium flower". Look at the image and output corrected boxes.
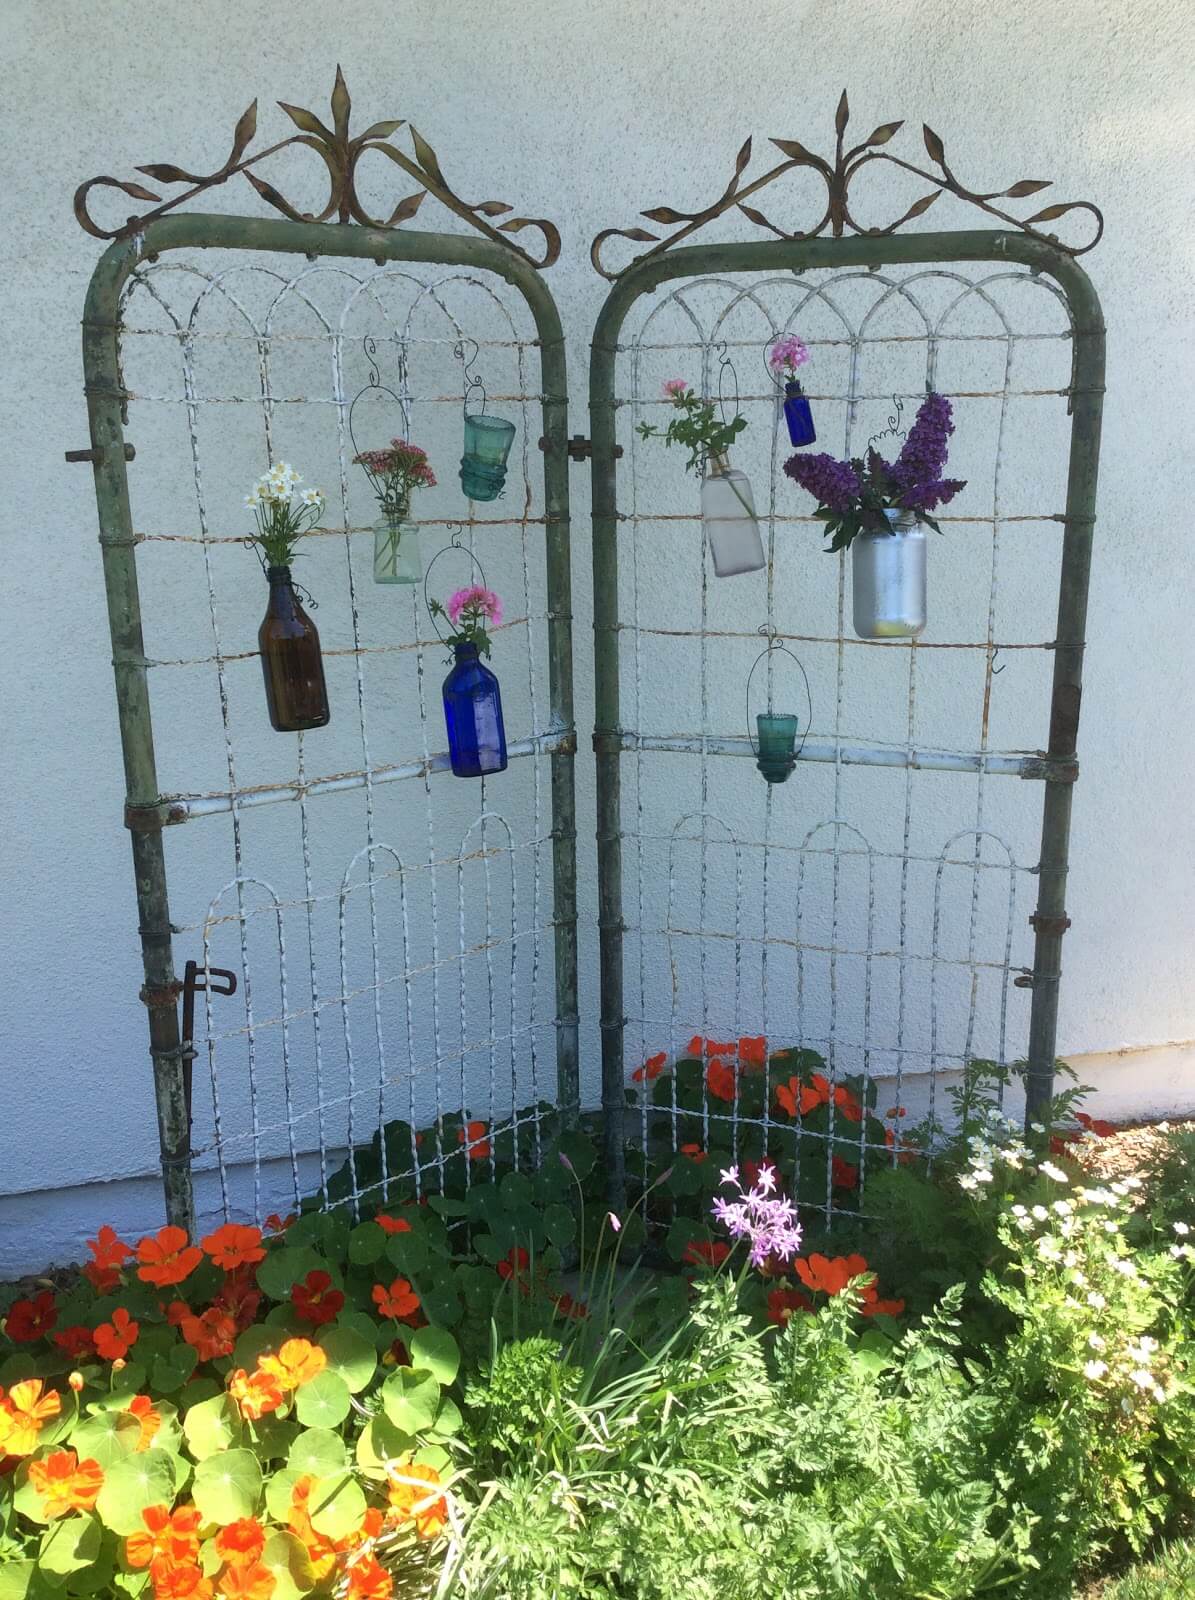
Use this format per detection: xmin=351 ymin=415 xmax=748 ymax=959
xmin=290 ymin=1270 xmax=344 ymax=1327
xmin=5 ymin=1292 xmax=57 ymax=1343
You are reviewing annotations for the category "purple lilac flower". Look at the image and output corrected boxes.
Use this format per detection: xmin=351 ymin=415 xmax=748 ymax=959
xmin=711 ymin=1167 xmax=803 ymax=1269
xmin=889 ymin=393 xmax=965 ymax=512
xmin=783 ymin=451 xmax=861 ymax=514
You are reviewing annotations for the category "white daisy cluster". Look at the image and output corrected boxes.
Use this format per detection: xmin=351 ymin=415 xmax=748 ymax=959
xmin=243 ymin=462 xmax=326 ymax=566
xmin=956 ymin=1103 xmax=1033 ymax=1191
xmin=1170 ymin=1219 xmax=1194 ymax=1264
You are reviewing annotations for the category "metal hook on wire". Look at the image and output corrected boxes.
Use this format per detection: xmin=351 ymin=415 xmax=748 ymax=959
xmin=991 ymin=646 xmax=1006 ymax=675
xmin=347 ymin=333 xmax=410 ymax=467
xmin=714 ymin=341 xmax=740 ymax=432
xmin=868 ymin=393 xmax=906 ymax=453
xmin=454 ymin=336 xmax=487 ymax=419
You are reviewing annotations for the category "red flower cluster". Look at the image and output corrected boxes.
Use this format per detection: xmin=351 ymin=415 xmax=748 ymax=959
xmin=774 ymin=1072 xmax=862 ymax=1124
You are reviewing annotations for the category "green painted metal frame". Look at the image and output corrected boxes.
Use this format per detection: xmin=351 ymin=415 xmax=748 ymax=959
xmin=589 ymin=229 xmax=1105 ymax=1199
xmin=81 ymin=213 xmax=578 ymax=1233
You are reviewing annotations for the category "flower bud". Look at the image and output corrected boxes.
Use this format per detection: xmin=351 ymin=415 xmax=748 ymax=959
xmin=68 ymin=1371 xmax=85 ymax=1393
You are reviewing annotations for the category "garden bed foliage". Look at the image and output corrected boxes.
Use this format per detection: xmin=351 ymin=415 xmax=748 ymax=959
xmin=1 ymin=1044 xmax=1193 ymax=1599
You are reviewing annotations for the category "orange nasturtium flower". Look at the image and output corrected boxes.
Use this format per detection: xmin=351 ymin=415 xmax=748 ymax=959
xmin=84 ymin=1223 xmax=134 ymax=1290
xmin=737 ymin=1035 xmax=768 ymax=1069
xmin=291 ymin=1269 xmax=344 ymax=1328
xmin=632 ymin=1051 xmax=668 ymax=1084
xmin=375 ymin=1213 xmax=412 ymax=1235
xmin=0 ymin=1379 xmax=62 ymax=1455
xmin=136 ymin=1226 xmax=204 ymax=1288
xmin=215 ymin=1560 xmax=275 ymax=1599
xmin=227 ymin=1367 xmax=285 ymax=1421
xmin=679 ymin=1142 xmax=707 ymax=1163
xmin=201 ymin=1222 xmax=266 ymax=1272
xmin=125 ymin=1394 xmax=162 ymax=1451
xmin=180 ymin=1306 xmax=239 ymax=1363
xmin=258 ymin=1338 xmax=327 ymax=1392
xmin=774 ymin=1075 xmax=826 ymax=1119
xmin=793 ymin=1252 xmax=871 ymax=1297
xmin=288 ymin=1476 xmax=343 ymax=1579
xmin=27 ymin=1450 xmax=104 ymax=1516
xmin=457 ymin=1121 xmax=491 ymax=1162
xmin=153 ymin=1565 xmax=214 ymax=1600
xmin=372 ymin=1277 xmax=421 ymax=1322
xmin=124 ymin=1502 xmax=203 ymax=1569
xmin=263 ymin=1212 xmax=297 ymax=1234
xmin=344 ymin=1554 xmax=394 ymax=1599
xmin=214 ymin=1517 xmax=266 ymax=1566
xmin=94 ymin=1306 xmax=140 ymax=1362
xmin=387 ymin=1461 xmax=448 ymax=1539
xmin=705 ymin=1058 xmax=738 ymax=1103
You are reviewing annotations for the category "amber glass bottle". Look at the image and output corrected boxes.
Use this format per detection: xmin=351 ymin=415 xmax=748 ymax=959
xmin=258 ymin=566 xmax=330 ymax=732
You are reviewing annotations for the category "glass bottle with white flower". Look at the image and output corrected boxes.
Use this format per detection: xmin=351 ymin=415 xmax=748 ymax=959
xmin=245 ymin=462 xmax=330 ymax=733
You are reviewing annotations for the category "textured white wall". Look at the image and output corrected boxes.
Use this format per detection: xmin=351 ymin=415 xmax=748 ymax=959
xmin=3 ymin=0 xmax=1194 ymax=1273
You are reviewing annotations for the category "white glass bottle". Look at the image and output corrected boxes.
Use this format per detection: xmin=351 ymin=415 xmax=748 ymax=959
xmin=700 ymin=453 xmax=765 ymax=577
xmin=373 ymin=508 xmax=422 ymax=585
xmin=851 ymin=508 xmax=926 ymax=638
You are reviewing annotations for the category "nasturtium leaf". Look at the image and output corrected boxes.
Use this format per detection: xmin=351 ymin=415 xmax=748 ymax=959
xmin=256 ymin=1245 xmax=329 ymax=1302
xmin=355 ymin=1415 xmax=415 ymax=1481
xmin=306 ymin=1470 xmax=366 ymax=1540
xmin=108 ymin=1361 xmax=147 ymax=1397
xmin=413 ymin=1443 xmax=452 ymax=1473
xmin=38 ymin=1513 xmax=101 ymax=1577
xmin=177 ymin=1377 xmax=220 ymax=1410
xmin=248 ymin=1413 xmax=299 ymax=1461
xmin=12 ymin=1471 xmax=52 ymax=1526
xmin=261 ymin=1529 xmax=316 ymax=1600
xmin=232 ymin=1325 xmax=279 ymax=1372
xmin=428 ymin=1195 xmax=471 ymax=1218
xmin=294 ymin=1370 xmax=351 ymax=1429
xmin=410 ymin=1327 xmax=460 ymax=1386
xmin=381 ymin=1367 xmax=440 ymax=1433
xmin=317 ymin=1325 xmax=377 ymax=1392
xmin=336 ymin=1307 xmax=389 ymax=1351
xmin=287 ymin=1427 xmax=348 ymax=1477
xmin=314 ymin=1211 xmax=351 ymax=1262
xmin=182 ymin=1393 xmax=242 ymax=1460
xmin=471 ymin=1232 xmax=506 ymax=1266
xmin=347 ymin=1222 xmax=386 ymax=1266
xmin=191 ymin=1448 xmax=262 ymax=1525
xmin=429 ymin=1395 xmax=463 ymax=1442
xmin=0 ymin=1561 xmax=42 ymax=1600
xmin=499 ymin=1171 xmax=534 ymax=1210
xmin=384 ymin=1231 xmax=428 ymax=1274
xmin=94 ymin=1448 xmax=178 ymax=1536
xmin=0 ymin=1354 xmax=39 ymax=1386
xmin=61 ymin=1541 xmax=117 ymax=1595
xmin=419 ymin=1283 xmax=462 ymax=1329
xmin=264 ymin=1466 xmax=306 ymax=1524
xmin=543 ymin=1202 xmax=577 ymax=1245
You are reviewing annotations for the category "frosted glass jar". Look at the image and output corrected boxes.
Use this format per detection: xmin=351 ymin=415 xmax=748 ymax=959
xmin=700 ymin=453 xmax=765 ymax=577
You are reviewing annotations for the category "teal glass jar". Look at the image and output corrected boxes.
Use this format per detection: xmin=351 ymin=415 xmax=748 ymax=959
xmin=755 ymin=713 xmax=799 ymax=783
xmin=460 ymin=413 xmax=516 ymax=502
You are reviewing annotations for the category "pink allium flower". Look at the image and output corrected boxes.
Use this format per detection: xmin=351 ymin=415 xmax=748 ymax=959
xmin=768 ymin=335 xmax=810 ymax=374
xmin=662 ymin=378 xmax=690 ymax=401
xmin=446 ymin=585 xmax=502 ymax=628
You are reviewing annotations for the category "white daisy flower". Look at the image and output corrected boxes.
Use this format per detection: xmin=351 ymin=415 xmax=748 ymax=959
xmin=1087 ymin=1291 xmax=1107 ymax=1309
xmin=1083 ymin=1360 xmax=1107 ymax=1380
xmin=1039 ymin=1161 xmax=1069 ymax=1184
xmin=1174 ymin=1222 xmax=1191 ymax=1237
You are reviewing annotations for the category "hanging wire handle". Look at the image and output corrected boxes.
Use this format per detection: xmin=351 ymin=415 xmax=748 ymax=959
xmin=867 ymin=393 xmax=906 ymax=452
xmin=454 ymin=336 xmax=488 ymax=419
xmin=422 ymin=528 xmax=490 ymax=646
xmin=714 ymin=341 xmax=740 ymax=432
xmin=745 ymin=627 xmax=813 ymax=761
xmin=347 ymin=333 xmax=411 ymax=472
xmin=245 ymin=538 xmax=320 ymax=607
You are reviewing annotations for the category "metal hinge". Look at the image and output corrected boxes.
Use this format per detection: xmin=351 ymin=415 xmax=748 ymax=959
xmin=180 ymin=961 xmax=238 ymax=1133
xmin=65 ymin=443 xmax=136 ymax=465
xmin=539 ymin=434 xmax=624 ymax=463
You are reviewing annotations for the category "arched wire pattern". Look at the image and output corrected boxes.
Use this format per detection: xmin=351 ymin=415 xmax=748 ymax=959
xmin=112 ymin=244 xmax=570 ymax=1227
xmin=613 ymin=259 xmax=1070 ymax=1220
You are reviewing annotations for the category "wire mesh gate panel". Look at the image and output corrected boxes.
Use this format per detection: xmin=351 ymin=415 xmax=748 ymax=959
xmin=591 ymin=232 xmax=1104 ymax=1212
xmin=82 ymin=217 xmax=576 ymax=1234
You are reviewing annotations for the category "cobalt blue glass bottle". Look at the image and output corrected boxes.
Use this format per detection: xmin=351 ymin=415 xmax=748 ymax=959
xmin=442 ymin=642 xmax=508 ymax=777
xmin=783 ymin=381 xmax=816 ymax=448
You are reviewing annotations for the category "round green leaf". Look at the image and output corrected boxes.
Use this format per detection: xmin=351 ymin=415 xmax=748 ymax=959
xmin=544 ymin=1202 xmax=577 ymax=1245
xmin=256 ymin=1246 xmax=330 ymax=1303
xmin=381 ymin=1367 xmax=440 ymax=1432
xmin=410 ymin=1326 xmax=460 ymax=1386
xmin=336 ymin=1308 xmax=388 ymax=1352
xmin=317 ymin=1325 xmax=377 ymax=1392
xmin=95 ymin=1449 xmax=177 ymax=1536
xmin=191 ymin=1448 xmax=262 ymax=1525
xmin=182 ymin=1393 xmax=241 ymax=1460
xmin=264 ymin=1466 xmax=306 ymax=1524
xmin=429 ymin=1395 xmax=463 ymax=1442
xmin=261 ymin=1529 xmax=316 ymax=1600
xmin=287 ymin=1427 xmax=347 ymax=1477
xmin=307 ymin=1470 xmax=366 ymax=1540
xmin=420 ymin=1283 xmax=464 ymax=1328
xmin=294 ymin=1370 xmax=351 ymax=1430
xmin=347 ymin=1222 xmax=386 ymax=1266
xmin=0 ymin=1562 xmax=40 ymax=1600
xmin=71 ymin=1408 xmax=142 ymax=1468
xmin=385 ymin=1231 xmax=428 ymax=1273
xmin=248 ymin=1413 xmax=299 ymax=1461
xmin=38 ymin=1513 xmax=101 ymax=1577
xmin=355 ymin=1415 xmax=415 ymax=1481
xmin=232 ymin=1325 xmax=280 ymax=1372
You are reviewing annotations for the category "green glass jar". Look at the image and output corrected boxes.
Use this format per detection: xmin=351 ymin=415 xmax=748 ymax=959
xmin=460 ymin=413 xmax=516 ymax=502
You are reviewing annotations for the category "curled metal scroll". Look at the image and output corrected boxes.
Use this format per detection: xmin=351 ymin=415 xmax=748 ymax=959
xmin=591 ymin=90 xmax=1103 ymax=279
xmin=75 ymin=66 xmax=561 ymax=269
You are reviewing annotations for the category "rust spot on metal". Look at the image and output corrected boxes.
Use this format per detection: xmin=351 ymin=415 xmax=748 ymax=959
xmin=125 ymin=799 xmax=188 ymax=831
xmin=66 ymin=444 xmax=135 ymax=465
xmin=140 ymin=980 xmax=182 ymax=1008
xmin=539 ymin=434 xmax=623 ymax=463
xmin=1029 ymin=913 xmax=1072 ymax=937
xmin=1048 ymin=683 xmax=1082 ymax=754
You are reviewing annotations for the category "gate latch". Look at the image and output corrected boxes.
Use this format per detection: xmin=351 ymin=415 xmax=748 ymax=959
xmin=538 ymin=434 xmax=624 ymax=463
xmin=180 ymin=960 xmax=237 ymax=1133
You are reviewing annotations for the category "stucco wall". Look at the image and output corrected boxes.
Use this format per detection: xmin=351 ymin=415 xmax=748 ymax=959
xmin=3 ymin=0 xmax=1193 ymax=1274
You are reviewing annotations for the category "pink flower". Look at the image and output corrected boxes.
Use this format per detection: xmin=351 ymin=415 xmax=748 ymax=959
xmin=662 ymin=378 xmax=690 ymax=401
xmin=446 ymin=585 xmax=502 ymax=628
xmin=768 ymin=335 xmax=810 ymax=374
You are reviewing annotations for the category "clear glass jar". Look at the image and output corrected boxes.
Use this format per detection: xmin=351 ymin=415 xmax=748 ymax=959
xmin=373 ymin=510 xmax=422 ymax=585
xmin=851 ymin=508 xmax=927 ymax=638
xmin=700 ymin=454 xmax=765 ymax=577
